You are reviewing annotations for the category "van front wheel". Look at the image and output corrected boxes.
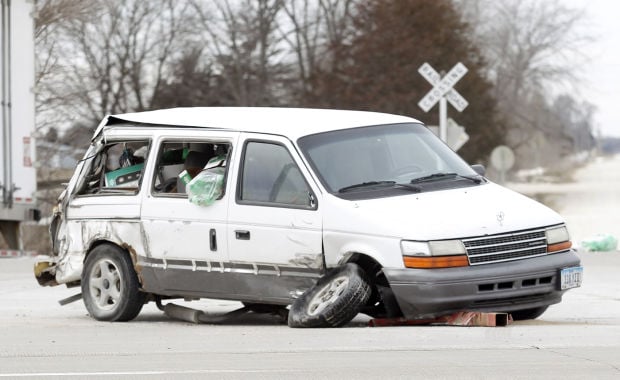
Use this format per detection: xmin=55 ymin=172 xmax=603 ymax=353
xmin=81 ymin=244 xmax=146 ymax=321
xmin=288 ymin=263 xmax=370 ymax=328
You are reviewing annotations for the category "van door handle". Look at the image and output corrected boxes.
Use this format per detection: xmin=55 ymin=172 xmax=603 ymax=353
xmin=210 ymin=229 xmax=217 ymax=251
xmin=235 ymin=230 xmax=250 ymax=240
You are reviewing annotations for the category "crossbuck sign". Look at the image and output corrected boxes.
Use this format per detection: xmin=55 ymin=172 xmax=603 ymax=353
xmin=418 ymin=62 xmax=469 ymax=142
xmin=418 ymin=62 xmax=468 ymax=112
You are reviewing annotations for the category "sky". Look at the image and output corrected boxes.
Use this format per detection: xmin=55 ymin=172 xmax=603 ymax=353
xmin=565 ymin=0 xmax=620 ymax=137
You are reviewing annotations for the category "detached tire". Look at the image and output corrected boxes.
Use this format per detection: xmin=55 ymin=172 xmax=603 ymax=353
xmin=81 ymin=244 xmax=146 ymax=322
xmin=510 ymin=306 xmax=548 ymax=321
xmin=288 ymin=263 xmax=371 ymax=328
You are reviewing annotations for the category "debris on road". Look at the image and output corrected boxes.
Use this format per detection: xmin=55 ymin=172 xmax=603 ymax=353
xmin=369 ymin=311 xmax=513 ymax=327
xmin=58 ymin=293 xmax=83 ymax=306
xmin=581 ymin=234 xmax=618 ymax=252
xmin=162 ymin=302 xmax=288 ymax=325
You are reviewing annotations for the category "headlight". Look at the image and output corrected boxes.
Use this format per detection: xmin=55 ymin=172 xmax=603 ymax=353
xmin=401 ymin=240 xmax=466 ymax=256
xmin=546 ymin=226 xmax=570 ymax=244
xmin=546 ymin=225 xmax=572 ymax=253
xmin=429 ymin=240 xmax=467 ymax=256
xmin=401 ymin=239 xmax=469 ymax=268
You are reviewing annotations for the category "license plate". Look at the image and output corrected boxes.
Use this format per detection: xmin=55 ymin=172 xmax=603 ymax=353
xmin=560 ymin=266 xmax=583 ymax=290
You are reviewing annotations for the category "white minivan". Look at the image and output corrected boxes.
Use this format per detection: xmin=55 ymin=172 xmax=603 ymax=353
xmin=36 ymin=107 xmax=582 ymax=327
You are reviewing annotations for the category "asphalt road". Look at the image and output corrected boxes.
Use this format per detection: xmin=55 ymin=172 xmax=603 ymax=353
xmin=1 ymin=250 xmax=619 ymax=379
xmin=2 ymin=155 xmax=620 ymax=379
xmin=508 ymin=155 xmax=620 ymax=245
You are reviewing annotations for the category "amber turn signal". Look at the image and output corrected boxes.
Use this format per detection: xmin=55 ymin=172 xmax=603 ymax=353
xmin=547 ymin=241 xmax=572 ymax=253
xmin=403 ymin=255 xmax=469 ymax=269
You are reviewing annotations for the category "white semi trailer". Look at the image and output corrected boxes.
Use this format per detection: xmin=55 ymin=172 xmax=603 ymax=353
xmin=0 ymin=0 xmax=39 ymax=250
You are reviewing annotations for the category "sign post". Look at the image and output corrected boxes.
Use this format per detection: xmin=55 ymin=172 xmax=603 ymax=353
xmin=439 ymin=97 xmax=447 ymax=142
xmin=418 ymin=62 xmax=468 ymax=144
xmin=490 ymin=145 xmax=515 ymax=184
xmin=428 ymin=118 xmax=469 ymax=151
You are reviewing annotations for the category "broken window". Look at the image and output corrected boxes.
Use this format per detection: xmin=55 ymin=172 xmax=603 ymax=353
xmin=151 ymin=140 xmax=230 ymax=197
xmin=76 ymin=140 xmax=150 ymax=195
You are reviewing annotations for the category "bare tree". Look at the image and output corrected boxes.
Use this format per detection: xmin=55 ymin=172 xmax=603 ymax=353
xmin=280 ymin=0 xmax=322 ymax=96
xmin=33 ymin=0 xmax=196 ymax=225
xmin=34 ymin=0 xmax=98 ymax=133
xmin=192 ymin=0 xmax=286 ymax=106
xmin=459 ymin=0 xmax=592 ymax=114
xmin=33 ymin=0 xmax=104 ymax=221
xmin=552 ymin=95 xmax=596 ymax=153
xmin=481 ymin=1 xmax=588 ymax=100
xmin=318 ymin=0 xmax=357 ymax=51
xmin=458 ymin=0 xmax=594 ymax=167
xmin=39 ymin=0 xmax=193 ymax=128
xmin=279 ymin=0 xmax=357 ymax=100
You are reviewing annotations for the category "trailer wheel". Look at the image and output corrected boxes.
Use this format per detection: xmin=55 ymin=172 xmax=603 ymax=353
xmin=81 ymin=244 xmax=146 ymax=321
xmin=288 ymin=263 xmax=370 ymax=328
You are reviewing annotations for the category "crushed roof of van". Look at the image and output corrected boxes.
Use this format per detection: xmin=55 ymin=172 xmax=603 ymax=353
xmin=95 ymin=107 xmax=420 ymax=140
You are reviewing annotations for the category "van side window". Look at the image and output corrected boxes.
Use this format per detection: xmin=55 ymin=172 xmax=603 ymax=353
xmin=152 ymin=141 xmax=230 ymax=196
xmin=77 ymin=140 xmax=150 ymax=195
xmin=239 ymin=141 xmax=313 ymax=208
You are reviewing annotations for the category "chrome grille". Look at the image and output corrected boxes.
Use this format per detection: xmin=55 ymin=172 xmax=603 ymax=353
xmin=463 ymin=229 xmax=547 ymax=265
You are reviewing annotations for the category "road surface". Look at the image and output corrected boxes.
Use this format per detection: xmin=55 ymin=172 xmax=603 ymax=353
xmin=508 ymin=154 xmax=620 ymax=246
xmin=1 ymin=252 xmax=619 ymax=379
xmin=1 ymin=155 xmax=619 ymax=379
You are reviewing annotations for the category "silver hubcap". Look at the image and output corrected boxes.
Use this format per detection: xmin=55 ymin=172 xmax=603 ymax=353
xmin=89 ymin=259 xmax=122 ymax=311
xmin=307 ymin=276 xmax=349 ymax=316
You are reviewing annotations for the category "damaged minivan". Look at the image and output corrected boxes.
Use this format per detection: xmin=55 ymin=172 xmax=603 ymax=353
xmin=35 ymin=107 xmax=582 ymax=327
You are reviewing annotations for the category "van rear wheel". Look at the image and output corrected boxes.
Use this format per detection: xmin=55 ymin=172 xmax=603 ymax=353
xmin=81 ymin=244 xmax=146 ymax=322
xmin=288 ymin=263 xmax=370 ymax=328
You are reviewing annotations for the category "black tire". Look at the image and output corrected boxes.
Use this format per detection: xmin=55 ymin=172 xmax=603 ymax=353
xmin=81 ymin=244 xmax=146 ymax=322
xmin=288 ymin=263 xmax=371 ymax=328
xmin=360 ymin=285 xmax=403 ymax=319
xmin=510 ymin=306 xmax=549 ymax=321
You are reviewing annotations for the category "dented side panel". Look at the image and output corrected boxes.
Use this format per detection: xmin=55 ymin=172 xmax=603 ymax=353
xmin=44 ymin=127 xmax=329 ymax=302
xmin=138 ymin=257 xmax=319 ymax=303
xmin=226 ymin=133 xmax=325 ymax=273
xmin=140 ymin=196 xmax=229 ymax=263
xmin=323 ymin=230 xmax=403 ymax=269
xmin=55 ymin=219 xmax=145 ymax=284
xmin=48 ymin=130 xmax=149 ymax=286
xmin=49 ymin=143 xmax=101 ymax=256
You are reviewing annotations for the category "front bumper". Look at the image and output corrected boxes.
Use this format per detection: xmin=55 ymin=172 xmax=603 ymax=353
xmin=383 ymin=250 xmax=581 ymax=319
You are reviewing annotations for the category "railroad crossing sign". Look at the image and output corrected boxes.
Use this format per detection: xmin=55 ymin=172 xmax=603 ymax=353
xmin=418 ymin=62 xmax=469 ymax=142
xmin=418 ymin=62 xmax=469 ymax=112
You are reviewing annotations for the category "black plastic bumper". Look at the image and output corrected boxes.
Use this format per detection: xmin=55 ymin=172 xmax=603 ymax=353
xmin=383 ymin=250 xmax=581 ymax=319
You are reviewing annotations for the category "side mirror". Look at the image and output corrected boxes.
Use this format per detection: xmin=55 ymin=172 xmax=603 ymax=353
xmin=471 ymin=164 xmax=486 ymax=176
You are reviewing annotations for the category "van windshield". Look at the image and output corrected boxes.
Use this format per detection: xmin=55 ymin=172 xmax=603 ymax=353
xmin=298 ymin=123 xmax=481 ymax=198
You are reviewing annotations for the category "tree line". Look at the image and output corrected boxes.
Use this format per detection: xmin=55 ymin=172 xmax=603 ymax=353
xmin=35 ymin=0 xmax=596 ymax=170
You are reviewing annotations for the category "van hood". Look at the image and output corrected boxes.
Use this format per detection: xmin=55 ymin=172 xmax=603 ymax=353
xmin=323 ymin=182 xmax=564 ymax=241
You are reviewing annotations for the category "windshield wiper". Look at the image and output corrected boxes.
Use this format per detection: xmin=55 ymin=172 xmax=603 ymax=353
xmin=410 ymin=172 xmax=482 ymax=184
xmin=338 ymin=181 xmax=396 ymax=193
xmin=458 ymin=174 xmax=483 ymax=184
xmin=395 ymin=183 xmax=422 ymax=192
xmin=338 ymin=181 xmax=422 ymax=193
